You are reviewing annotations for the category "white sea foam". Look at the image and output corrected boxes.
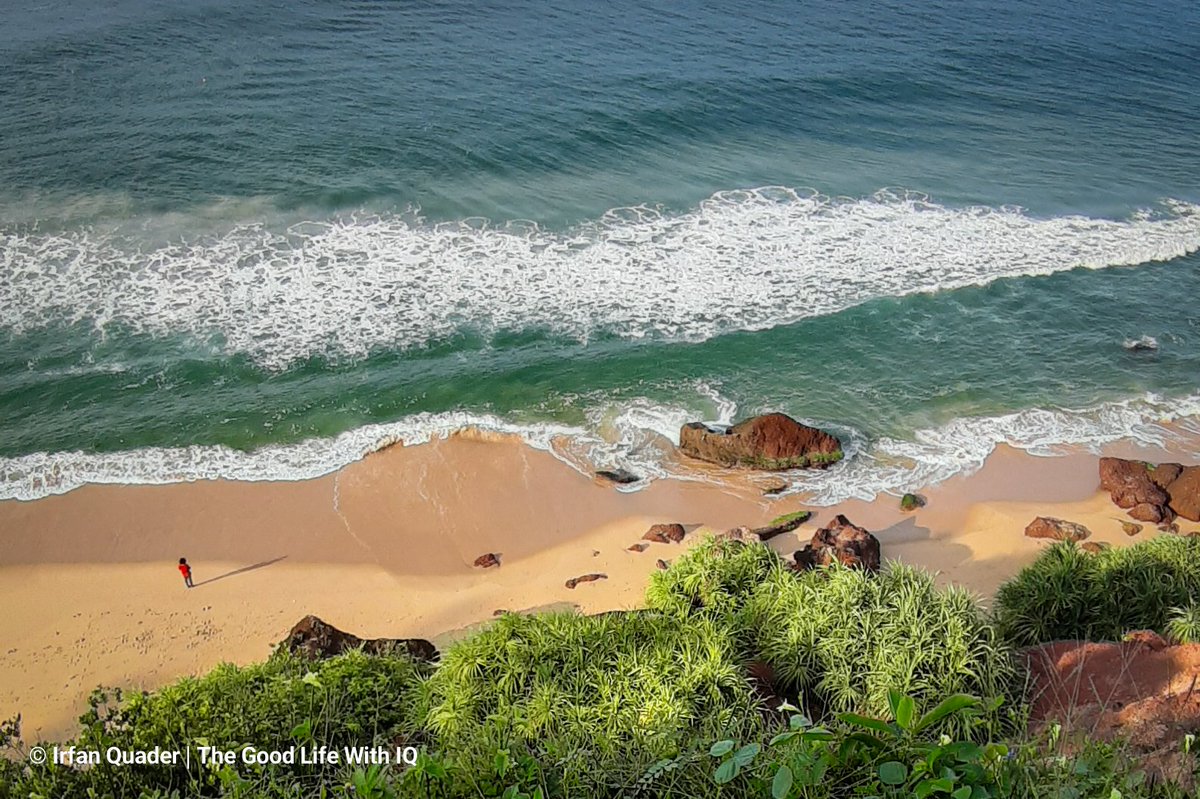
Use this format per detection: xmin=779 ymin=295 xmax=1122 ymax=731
xmin=0 ymin=413 xmax=584 ymax=501
xmin=3 ymin=189 xmax=1199 ymax=369
xmin=3 ymin=386 xmax=1198 ymax=503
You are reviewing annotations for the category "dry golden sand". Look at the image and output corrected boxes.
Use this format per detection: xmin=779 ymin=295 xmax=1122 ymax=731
xmin=1 ymin=433 xmax=1198 ymax=742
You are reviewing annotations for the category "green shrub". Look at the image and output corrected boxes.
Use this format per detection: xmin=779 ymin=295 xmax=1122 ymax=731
xmin=743 ymin=563 xmax=1016 ymax=736
xmin=420 ymin=609 xmax=761 ymax=784
xmin=994 ymin=537 xmax=1200 ymax=646
xmin=645 ymin=536 xmax=785 ymax=618
xmin=6 ymin=650 xmax=429 ymax=798
xmin=1166 ymin=602 xmax=1200 ymax=644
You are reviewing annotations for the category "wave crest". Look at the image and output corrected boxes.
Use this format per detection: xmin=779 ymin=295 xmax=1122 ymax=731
xmin=3 ymin=189 xmax=1199 ymax=368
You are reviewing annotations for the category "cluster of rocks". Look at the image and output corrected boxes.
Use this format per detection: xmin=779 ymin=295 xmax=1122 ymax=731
xmin=793 ymin=514 xmax=881 ymax=572
xmin=1099 ymin=457 xmax=1200 ymax=524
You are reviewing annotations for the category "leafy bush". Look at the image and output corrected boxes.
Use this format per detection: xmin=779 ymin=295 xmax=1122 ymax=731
xmin=995 ymin=537 xmax=1200 ymax=646
xmin=743 ymin=563 xmax=1016 ymax=736
xmin=645 ymin=536 xmax=785 ymax=618
xmin=4 ymin=650 xmax=428 ymax=798
xmin=1166 ymin=602 xmax=1200 ymax=644
xmin=419 ymin=609 xmax=760 ymax=788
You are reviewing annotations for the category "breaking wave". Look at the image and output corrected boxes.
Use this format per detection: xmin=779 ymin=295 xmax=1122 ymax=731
xmin=3 ymin=188 xmax=1199 ymax=369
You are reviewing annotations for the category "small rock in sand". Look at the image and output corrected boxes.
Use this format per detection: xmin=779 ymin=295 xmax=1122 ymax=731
xmin=1024 ymin=516 xmax=1091 ymax=543
xmin=473 ymin=552 xmax=500 ymax=569
xmin=565 ymin=573 xmax=607 ymax=589
xmin=627 ymin=542 xmax=648 ymax=553
xmin=1122 ymin=521 xmax=1143 ymax=536
xmin=655 ymin=559 xmax=670 ymax=570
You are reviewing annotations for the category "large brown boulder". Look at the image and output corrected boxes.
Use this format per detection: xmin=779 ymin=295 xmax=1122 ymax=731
xmin=281 ymin=615 xmax=438 ymax=663
xmin=793 ymin=514 xmax=880 ymax=572
xmin=1024 ymin=517 xmax=1091 ymax=543
xmin=643 ymin=523 xmax=686 ymax=543
xmin=679 ymin=413 xmax=842 ymax=470
xmin=1166 ymin=466 xmax=1200 ymax=522
xmin=1099 ymin=458 xmax=1172 ymax=519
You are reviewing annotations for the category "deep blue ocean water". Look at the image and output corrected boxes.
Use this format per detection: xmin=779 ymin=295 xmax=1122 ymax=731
xmin=1 ymin=0 xmax=1198 ymax=501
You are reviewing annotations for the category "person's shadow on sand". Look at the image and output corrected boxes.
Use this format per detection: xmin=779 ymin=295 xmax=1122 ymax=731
xmin=193 ymin=556 xmax=288 ymax=588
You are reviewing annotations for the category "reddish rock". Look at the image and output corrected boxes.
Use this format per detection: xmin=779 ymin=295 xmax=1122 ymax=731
xmin=655 ymin=559 xmax=669 ymax=570
xmin=627 ymin=542 xmax=649 ymax=553
xmin=1099 ymin=457 xmax=1171 ymax=514
xmin=717 ymin=526 xmax=753 ymax=542
xmin=1024 ymin=637 xmax=1200 ymax=784
xmin=473 ymin=552 xmax=500 ymax=568
xmin=1080 ymin=541 xmax=1110 ymax=554
xmin=643 ymin=523 xmax=686 ymax=544
xmin=794 ymin=514 xmax=881 ymax=572
xmin=1124 ymin=630 xmax=1170 ymax=651
xmin=1024 ymin=517 xmax=1091 ymax=543
xmin=1122 ymin=521 xmax=1143 ymax=536
xmin=1149 ymin=463 xmax=1185 ymax=490
xmin=565 ymin=573 xmax=607 ymax=589
xmin=1129 ymin=503 xmax=1166 ymax=523
xmin=281 ymin=615 xmax=437 ymax=662
xmin=1166 ymin=466 xmax=1200 ymax=522
xmin=678 ymin=413 xmax=842 ymax=470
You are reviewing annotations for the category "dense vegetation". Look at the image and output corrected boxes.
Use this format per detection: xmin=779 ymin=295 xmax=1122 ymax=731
xmin=4 ymin=536 xmax=1199 ymax=798
xmin=994 ymin=537 xmax=1200 ymax=645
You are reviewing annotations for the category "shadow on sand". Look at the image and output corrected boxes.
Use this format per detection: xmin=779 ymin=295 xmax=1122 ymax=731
xmin=194 ymin=556 xmax=288 ymax=588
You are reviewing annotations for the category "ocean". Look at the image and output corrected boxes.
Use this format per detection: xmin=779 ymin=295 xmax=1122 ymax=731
xmin=1 ymin=0 xmax=1198 ymax=502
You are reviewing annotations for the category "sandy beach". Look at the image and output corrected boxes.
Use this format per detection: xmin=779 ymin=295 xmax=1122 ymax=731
xmin=2 ymin=431 xmax=1199 ymax=743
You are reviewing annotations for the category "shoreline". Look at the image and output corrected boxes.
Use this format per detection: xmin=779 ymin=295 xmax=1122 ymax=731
xmin=2 ymin=432 xmax=1199 ymax=743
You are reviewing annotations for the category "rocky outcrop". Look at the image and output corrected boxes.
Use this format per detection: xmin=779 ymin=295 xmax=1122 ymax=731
xmin=1166 ymin=466 xmax=1200 ymax=522
xmin=1024 ymin=517 xmax=1091 ymax=543
xmin=794 ymin=514 xmax=881 ymax=572
xmin=643 ymin=523 xmax=686 ymax=544
xmin=281 ymin=615 xmax=438 ymax=663
xmin=678 ymin=413 xmax=842 ymax=470
xmin=473 ymin=552 xmax=500 ymax=568
xmin=1025 ymin=637 xmax=1200 ymax=786
xmin=565 ymin=573 xmax=607 ymax=589
xmin=1099 ymin=458 xmax=1174 ymax=522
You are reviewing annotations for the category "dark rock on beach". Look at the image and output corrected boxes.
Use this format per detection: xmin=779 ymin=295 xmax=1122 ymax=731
xmin=1122 ymin=521 xmax=1143 ymax=537
xmin=655 ymin=559 xmax=670 ymax=570
xmin=1081 ymin=541 xmax=1110 ymax=554
xmin=627 ymin=542 xmax=649 ymax=553
xmin=794 ymin=514 xmax=880 ymax=572
xmin=1024 ymin=517 xmax=1091 ymax=543
xmin=281 ymin=615 xmax=438 ymax=663
xmin=596 ymin=468 xmax=641 ymax=485
xmin=565 ymin=573 xmax=607 ymax=589
xmin=473 ymin=552 xmax=500 ymax=568
xmin=748 ymin=511 xmax=812 ymax=542
xmin=678 ymin=412 xmax=842 ymax=470
xmin=643 ymin=523 xmax=686 ymax=544
xmin=900 ymin=493 xmax=925 ymax=512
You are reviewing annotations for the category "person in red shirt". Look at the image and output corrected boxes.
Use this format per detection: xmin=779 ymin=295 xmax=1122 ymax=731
xmin=178 ymin=557 xmax=194 ymax=588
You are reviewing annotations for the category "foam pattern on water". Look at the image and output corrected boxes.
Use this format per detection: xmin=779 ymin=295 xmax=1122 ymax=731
xmin=4 ymin=189 xmax=1200 ymax=368
xmin=783 ymin=392 xmax=1200 ymax=504
xmin=2 ymin=387 xmax=1198 ymax=503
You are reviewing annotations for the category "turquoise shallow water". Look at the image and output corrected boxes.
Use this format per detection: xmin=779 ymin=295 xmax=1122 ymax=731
xmin=1 ymin=0 xmax=1199 ymax=501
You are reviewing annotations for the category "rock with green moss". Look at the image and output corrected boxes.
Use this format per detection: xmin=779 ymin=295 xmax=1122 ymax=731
xmin=678 ymin=412 xmax=843 ymax=471
xmin=900 ymin=493 xmax=925 ymax=512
